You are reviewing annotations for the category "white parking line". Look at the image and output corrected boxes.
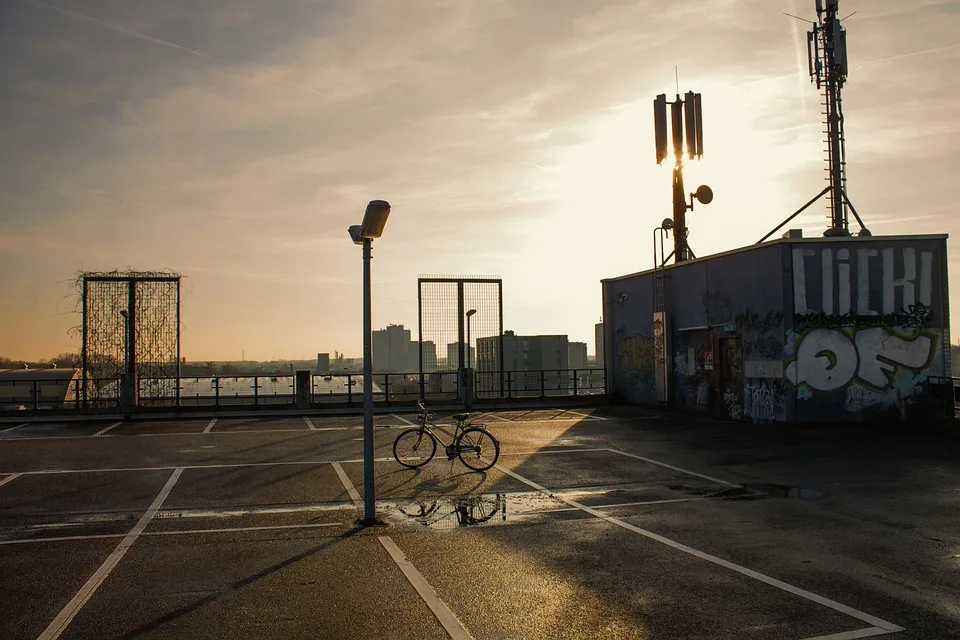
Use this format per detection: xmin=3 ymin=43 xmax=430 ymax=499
xmin=392 ymin=414 xmax=417 ymax=426
xmin=494 ymin=464 xmax=903 ymax=636
xmin=38 ymin=467 xmax=184 ymax=640
xmin=203 ymin=418 xmax=217 ymax=433
xmin=0 ymin=423 xmax=28 ymax=435
xmin=379 ymin=536 xmax=474 ymax=640
xmin=92 ymin=421 xmax=122 ymax=437
xmin=799 ymin=627 xmax=898 ymax=640
xmin=499 ymin=447 xmax=610 ymax=456
xmin=560 ymin=409 xmax=609 ymax=421
xmin=606 ymin=448 xmax=740 ymax=488
xmin=304 ymin=416 xmax=317 ymax=430
xmin=332 ymin=462 xmax=362 ymax=507
xmin=0 ymin=522 xmax=346 ymax=546
xmin=0 ymin=472 xmax=22 ymax=488
xmin=476 ymin=412 xmax=512 ymax=422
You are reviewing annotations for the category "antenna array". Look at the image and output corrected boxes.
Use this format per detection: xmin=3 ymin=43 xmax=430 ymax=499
xmin=653 ymin=91 xmax=709 ymax=263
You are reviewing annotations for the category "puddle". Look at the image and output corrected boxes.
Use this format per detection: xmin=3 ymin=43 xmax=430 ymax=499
xmin=385 ymin=491 xmax=567 ymax=530
xmin=667 ymin=483 xmax=824 ymax=500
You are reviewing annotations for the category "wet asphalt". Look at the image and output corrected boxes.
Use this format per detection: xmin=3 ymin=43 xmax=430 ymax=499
xmin=1 ymin=407 xmax=958 ymax=639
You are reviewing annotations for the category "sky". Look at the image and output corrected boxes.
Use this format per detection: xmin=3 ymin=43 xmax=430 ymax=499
xmin=1 ymin=0 xmax=959 ymax=361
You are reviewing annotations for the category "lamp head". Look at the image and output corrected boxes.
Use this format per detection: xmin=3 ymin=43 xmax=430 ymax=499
xmin=360 ymin=199 xmax=391 ymax=239
xmin=348 ymin=225 xmax=364 ymax=245
xmin=661 ymin=218 xmax=675 ymax=230
xmin=466 ymin=309 xmax=477 ymax=318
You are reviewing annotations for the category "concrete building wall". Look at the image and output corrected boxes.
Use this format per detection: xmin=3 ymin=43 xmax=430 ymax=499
xmin=602 ymin=235 xmax=950 ymax=423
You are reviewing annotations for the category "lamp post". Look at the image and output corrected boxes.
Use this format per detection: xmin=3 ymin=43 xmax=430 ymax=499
xmin=465 ymin=309 xmax=476 ymax=369
xmin=348 ymin=199 xmax=391 ymax=526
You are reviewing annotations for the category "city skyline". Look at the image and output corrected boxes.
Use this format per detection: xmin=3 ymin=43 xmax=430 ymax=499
xmin=2 ymin=1 xmax=958 ymax=361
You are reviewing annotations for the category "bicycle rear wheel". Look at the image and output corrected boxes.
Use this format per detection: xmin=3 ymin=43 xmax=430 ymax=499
xmin=394 ymin=429 xmax=437 ymax=468
xmin=456 ymin=428 xmax=500 ymax=471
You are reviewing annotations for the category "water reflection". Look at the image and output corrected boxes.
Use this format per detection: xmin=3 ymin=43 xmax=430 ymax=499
xmin=396 ymin=494 xmax=507 ymax=529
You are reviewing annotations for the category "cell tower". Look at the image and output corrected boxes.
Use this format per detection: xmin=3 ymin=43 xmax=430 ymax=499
xmin=760 ymin=0 xmax=870 ymax=243
xmin=810 ymin=0 xmax=851 ymax=235
xmin=654 ymin=90 xmax=713 ymax=264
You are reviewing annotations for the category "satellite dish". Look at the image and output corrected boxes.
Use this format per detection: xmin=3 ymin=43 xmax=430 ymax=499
xmin=694 ymin=185 xmax=714 ymax=205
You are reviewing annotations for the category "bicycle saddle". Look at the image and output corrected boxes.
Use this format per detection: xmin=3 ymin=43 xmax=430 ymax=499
xmin=452 ymin=413 xmax=469 ymax=422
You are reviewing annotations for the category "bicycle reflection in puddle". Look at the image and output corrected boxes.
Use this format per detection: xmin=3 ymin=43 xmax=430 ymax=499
xmin=396 ymin=494 xmax=507 ymax=530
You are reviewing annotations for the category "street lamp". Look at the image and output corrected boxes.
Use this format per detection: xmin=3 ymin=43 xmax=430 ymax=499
xmin=465 ymin=309 xmax=477 ymax=369
xmin=348 ymin=199 xmax=391 ymax=527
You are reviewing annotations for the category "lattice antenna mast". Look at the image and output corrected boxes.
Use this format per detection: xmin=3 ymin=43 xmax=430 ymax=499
xmin=758 ymin=0 xmax=869 ymax=244
xmin=654 ymin=90 xmax=712 ymax=264
xmin=809 ymin=0 xmax=850 ymax=235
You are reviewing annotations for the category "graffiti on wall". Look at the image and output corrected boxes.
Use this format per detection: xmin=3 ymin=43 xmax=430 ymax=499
xmin=743 ymin=379 xmax=787 ymax=423
xmin=703 ymin=292 xmax=732 ymax=326
xmin=618 ymin=334 xmax=655 ymax=373
xmin=674 ymin=337 xmax=712 ymax=409
xmin=789 ymin=245 xmax=945 ymax=415
xmin=785 ymin=327 xmax=937 ymax=393
xmin=793 ymin=246 xmax=934 ymax=319
xmin=617 ymin=333 xmax=656 ymax=394
xmin=735 ymin=311 xmax=784 ymax=334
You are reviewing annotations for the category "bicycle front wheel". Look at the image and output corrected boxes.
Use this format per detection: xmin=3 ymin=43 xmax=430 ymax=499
xmin=394 ymin=429 xmax=437 ymax=468
xmin=456 ymin=428 xmax=500 ymax=471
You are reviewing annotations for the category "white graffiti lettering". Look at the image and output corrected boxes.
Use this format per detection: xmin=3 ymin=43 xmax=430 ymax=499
xmin=744 ymin=383 xmax=777 ymax=423
xmin=793 ymin=247 xmax=933 ymax=316
xmin=785 ymin=328 xmax=937 ymax=392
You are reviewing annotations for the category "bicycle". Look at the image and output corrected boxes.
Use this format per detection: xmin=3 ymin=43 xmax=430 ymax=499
xmin=393 ymin=401 xmax=501 ymax=471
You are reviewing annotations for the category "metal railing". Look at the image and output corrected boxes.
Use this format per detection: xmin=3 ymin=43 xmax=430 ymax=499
xmin=924 ymin=376 xmax=960 ymax=418
xmin=0 ymin=368 xmax=605 ymax=413
xmin=475 ymin=369 xmax=605 ymax=400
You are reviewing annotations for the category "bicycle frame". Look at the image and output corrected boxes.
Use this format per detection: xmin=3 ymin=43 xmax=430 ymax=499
xmin=416 ymin=410 xmax=469 ymax=449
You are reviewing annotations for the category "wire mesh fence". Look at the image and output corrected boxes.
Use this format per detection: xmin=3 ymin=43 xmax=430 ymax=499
xmin=80 ymin=272 xmax=180 ymax=406
xmin=418 ymin=276 xmax=503 ymax=397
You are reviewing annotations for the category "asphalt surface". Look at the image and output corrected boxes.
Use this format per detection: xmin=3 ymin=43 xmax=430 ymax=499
xmin=1 ymin=407 xmax=958 ymax=639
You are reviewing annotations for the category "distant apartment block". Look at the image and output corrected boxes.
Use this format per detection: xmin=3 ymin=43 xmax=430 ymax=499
xmin=372 ymin=324 xmax=415 ymax=373
xmin=595 ymin=322 xmax=604 ymax=367
xmin=477 ymin=331 xmax=568 ymax=372
xmin=417 ymin=340 xmax=438 ymax=373
xmin=316 ymin=353 xmax=330 ymax=372
xmin=568 ymin=342 xmax=588 ymax=370
xmin=446 ymin=342 xmax=475 ymax=370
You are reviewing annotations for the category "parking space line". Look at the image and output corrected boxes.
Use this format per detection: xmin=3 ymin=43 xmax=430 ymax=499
xmin=495 ymin=463 xmax=904 ymax=635
xmin=560 ymin=409 xmax=608 ymax=421
xmin=392 ymin=414 xmax=417 ymax=426
xmin=0 ymin=522 xmax=346 ymax=546
xmin=379 ymin=536 xmax=474 ymax=640
xmin=146 ymin=522 xmax=344 ymax=536
xmin=37 ymin=468 xmax=184 ymax=640
xmin=0 ymin=423 xmax=28 ymax=435
xmin=0 ymin=472 xmax=22 ymax=488
xmin=203 ymin=418 xmax=217 ymax=433
xmin=606 ymin=448 xmax=740 ymax=488
xmin=304 ymin=416 xmax=317 ymax=430
xmin=798 ymin=627 xmax=897 ymax=640
xmin=499 ymin=447 xmax=610 ymax=456
xmin=476 ymin=412 xmax=512 ymax=422
xmin=332 ymin=462 xmax=362 ymax=507
xmin=91 ymin=421 xmax=123 ymax=437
